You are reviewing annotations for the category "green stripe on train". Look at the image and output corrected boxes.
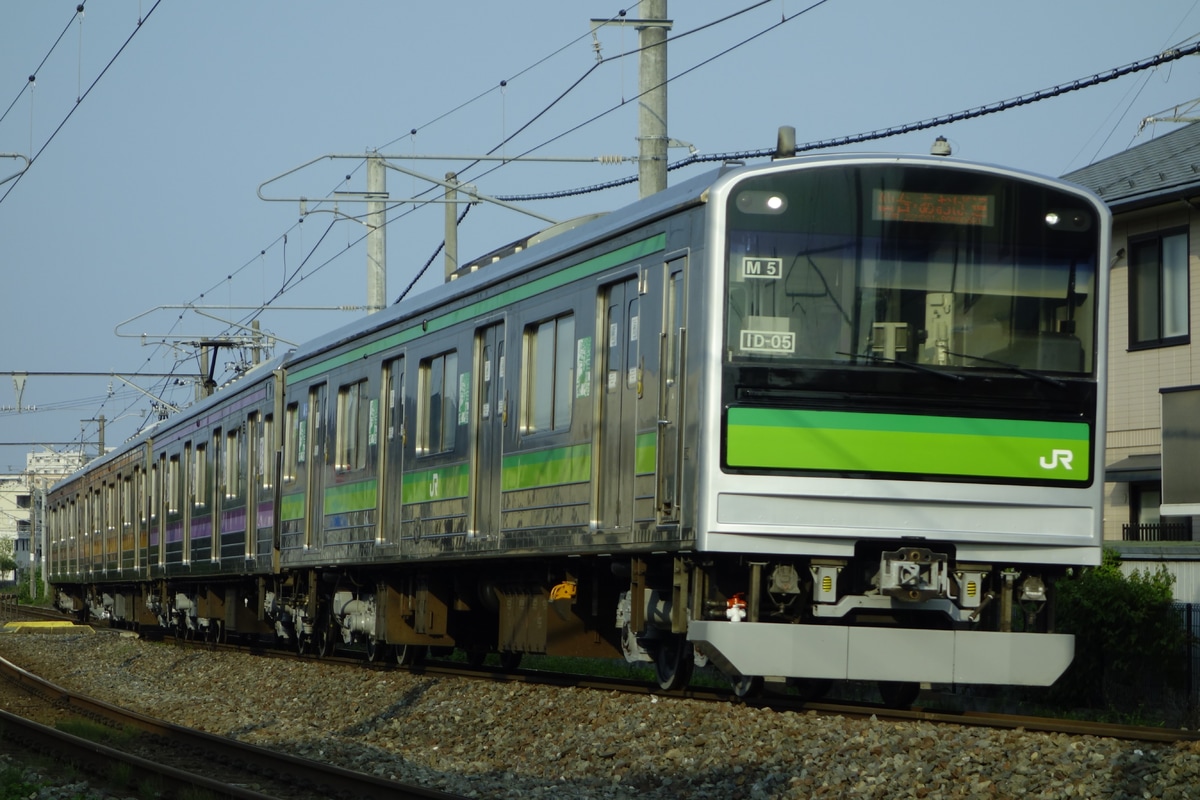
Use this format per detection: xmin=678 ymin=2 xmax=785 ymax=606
xmin=280 ymin=493 xmax=305 ymax=522
xmin=325 ymin=479 xmax=378 ymax=515
xmin=287 ymin=233 xmax=667 ymax=386
xmin=502 ymin=444 xmax=591 ymax=491
xmin=635 ymin=432 xmax=656 ymax=474
xmin=402 ymin=463 xmax=471 ymax=504
xmin=726 ymin=408 xmax=1091 ymax=481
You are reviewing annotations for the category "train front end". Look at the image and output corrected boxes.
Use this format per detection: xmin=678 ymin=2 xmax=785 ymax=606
xmin=687 ymin=155 xmax=1109 ymax=689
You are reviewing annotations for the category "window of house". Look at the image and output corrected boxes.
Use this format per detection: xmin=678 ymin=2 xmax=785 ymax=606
xmin=419 ymin=351 xmax=458 ymax=454
xmin=523 ymin=314 xmax=575 ymax=433
xmin=1129 ymin=229 xmax=1189 ymax=348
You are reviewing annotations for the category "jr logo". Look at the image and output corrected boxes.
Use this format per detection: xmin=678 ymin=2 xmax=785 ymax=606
xmin=1039 ymin=449 xmax=1074 ymax=470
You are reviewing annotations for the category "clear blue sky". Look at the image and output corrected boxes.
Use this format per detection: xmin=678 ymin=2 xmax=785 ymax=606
xmin=1 ymin=0 xmax=1197 ymax=470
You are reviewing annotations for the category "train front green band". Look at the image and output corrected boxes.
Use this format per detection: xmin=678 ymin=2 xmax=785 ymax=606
xmin=726 ymin=407 xmax=1091 ymax=482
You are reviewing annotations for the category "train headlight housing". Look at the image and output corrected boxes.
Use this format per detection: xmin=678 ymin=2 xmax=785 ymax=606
xmin=955 ymin=570 xmax=987 ymax=609
xmin=809 ymin=561 xmax=843 ymax=604
xmin=1019 ymin=576 xmax=1047 ymax=603
xmin=735 ymin=190 xmax=788 ymax=215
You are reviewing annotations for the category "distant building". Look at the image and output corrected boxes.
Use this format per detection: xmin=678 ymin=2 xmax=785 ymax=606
xmin=1063 ymin=120 xmax=1200 ymax=600
xmin=0 ymin=450 xmax=86 ymax=588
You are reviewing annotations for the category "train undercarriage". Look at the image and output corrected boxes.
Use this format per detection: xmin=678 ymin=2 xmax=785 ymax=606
xmin=53 ymin=544 xmax=1067 ymax=705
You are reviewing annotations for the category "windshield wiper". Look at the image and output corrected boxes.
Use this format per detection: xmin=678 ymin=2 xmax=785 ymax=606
xmin=944 ymin=350 xmax=1066 ymax=388
xmin=836 ymin=351 xmax=964 ymax=382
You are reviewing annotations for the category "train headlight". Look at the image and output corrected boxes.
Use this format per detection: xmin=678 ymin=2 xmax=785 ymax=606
xmin=1045 ymin=209 xmax=1092 ymax=231
xmin=1019 ymin=576 xmax=1047 ymax=603
xmin=735 ymin=190 xmax=788 ymax=215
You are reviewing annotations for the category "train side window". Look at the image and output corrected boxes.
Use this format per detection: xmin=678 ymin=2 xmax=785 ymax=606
xmin=260 ymin=413 xmax=273 ymax=489
xmin=522 ymin=313 xmax=575 ymax=433
xmin=226 ymin=427 xmax=241 ymax=499
xmin=384 ymin=356 xmax=405 ymax=443
xmin=194 ymin=443 xmax=207 ymax=509
xmin=150 ymin=462 xmax=159 ymax=522
xmin=284 ymin=402 xmax=300 ymax=483
xmin=336 ymin=379 xmax=370 ymax=471
xmin=168 ymin=455 xmax=180 ymax=515
xmin=418 ymin=351 xmax=458 ymax=455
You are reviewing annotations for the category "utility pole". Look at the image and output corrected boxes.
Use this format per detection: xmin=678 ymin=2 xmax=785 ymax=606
xmin=637 ymin=0 xmax=670 ymax=198
xmin=445 ymin=172 xmax=458 ymax=281
xmin=592 ymin=4 xmax=672 ymax=198
xmin=366 ymin=153 xmax=387 ymax=314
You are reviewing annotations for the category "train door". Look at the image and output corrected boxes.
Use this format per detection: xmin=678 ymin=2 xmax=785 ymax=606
xmin=182 ymin=443 xmax=193 ymax=565
xmin=380 ymin=355 xmax=405 ymax=546
xmin=597 ymin=275 xmax=640 ymax=533
xmin=473 ymin=322 xmax=505 ymax=538
xmin=657 ymin=258 xmax=686 ymax=524
xmin=246 ymin=413 xmax=259 ymax=560
xmin=306 ymin=383 xmax=328 ymax=550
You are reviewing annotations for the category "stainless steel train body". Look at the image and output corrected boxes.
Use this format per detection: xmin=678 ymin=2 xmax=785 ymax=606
xmin=47 ymin=153 xmax=1109 ymax=693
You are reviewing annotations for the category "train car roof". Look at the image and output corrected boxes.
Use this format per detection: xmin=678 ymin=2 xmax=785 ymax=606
xmin=284 ymin=164 xmax=727 ymax=369
xmin=49 ymin=353 xmax=287 ymax=493
xmin=283 ymin=151 xmax=1104 ymax=370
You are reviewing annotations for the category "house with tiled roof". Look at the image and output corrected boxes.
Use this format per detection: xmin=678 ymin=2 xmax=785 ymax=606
xmin=1063 ymin=121 xmax=1200 ymax=599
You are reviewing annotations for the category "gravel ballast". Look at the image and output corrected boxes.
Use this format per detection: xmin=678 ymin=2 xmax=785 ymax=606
xmin=1 ymin=630 xmax=1198 ymax=799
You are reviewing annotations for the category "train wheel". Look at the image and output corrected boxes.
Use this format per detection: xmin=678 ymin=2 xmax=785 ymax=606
xmin=729 ymin=674 xmax=762 ymax=699
xmin=315 ymin=612 xmax=335 ymax=659
xmin=877 ymin=680 xmax=920 ymax=709
xmin=365 ymin=638 xmax=383 ymax=662
xmin=654 ymin=634 xmax=694 ymax=691
xmin=394 ymin=643 xmax=426 ymax=666
xmin=498 ymin=651 xmax=523 ymax=671
xmin=790 ymin=678 xmax=832 ymax=703
xmin=465 ymin=647 xmax=487 ymax=667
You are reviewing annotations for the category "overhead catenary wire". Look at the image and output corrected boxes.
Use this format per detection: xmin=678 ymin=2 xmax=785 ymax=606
xmin=0 ymin=0 xmax=164 ymax=207
xmin=497 ymin=39 xmax=1200 ymax=204
xmin=0 ymin=2 xmax=84 ymax=131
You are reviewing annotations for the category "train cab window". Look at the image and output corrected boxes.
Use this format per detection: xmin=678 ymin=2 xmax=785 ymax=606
xmin=336 ymin=380 xmax=371 ymax=471
xmin=522 ymin=314 xmax=575 ymax=433
xmin=418 ymin=351 xmax=458 ymax=455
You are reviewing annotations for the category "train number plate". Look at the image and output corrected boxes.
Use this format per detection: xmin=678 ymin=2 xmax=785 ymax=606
xmin=740 ymin=256 xmax=783 ymax=279
xmin=739 ymin=329 xmax=796 ymax=354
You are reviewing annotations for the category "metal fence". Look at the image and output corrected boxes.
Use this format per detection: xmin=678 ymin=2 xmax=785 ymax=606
xmin=1175 ymin=602 xmax=1200 ymax=710
xmin=1123 ymin=522 xmax=1194 ymax=541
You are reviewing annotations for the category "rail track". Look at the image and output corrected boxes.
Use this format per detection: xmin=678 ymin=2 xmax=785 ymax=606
xmin=155 ymin=625 xmax=1200 ymax=746
xmin=0 ymin=642 xmax=468 ymax=800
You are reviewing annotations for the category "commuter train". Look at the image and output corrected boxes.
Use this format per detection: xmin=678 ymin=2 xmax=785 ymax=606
xmin=47 ymin=146 xmax=1110 ymax=702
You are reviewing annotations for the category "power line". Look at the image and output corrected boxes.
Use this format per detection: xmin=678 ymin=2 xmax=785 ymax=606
xmin=498 ymin=39 xmax=1200 ymax=203
xmin=0 ymin=3 xmax=84 ymax=131
xmin=0 ymin=0 xmax=164 ymax=208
